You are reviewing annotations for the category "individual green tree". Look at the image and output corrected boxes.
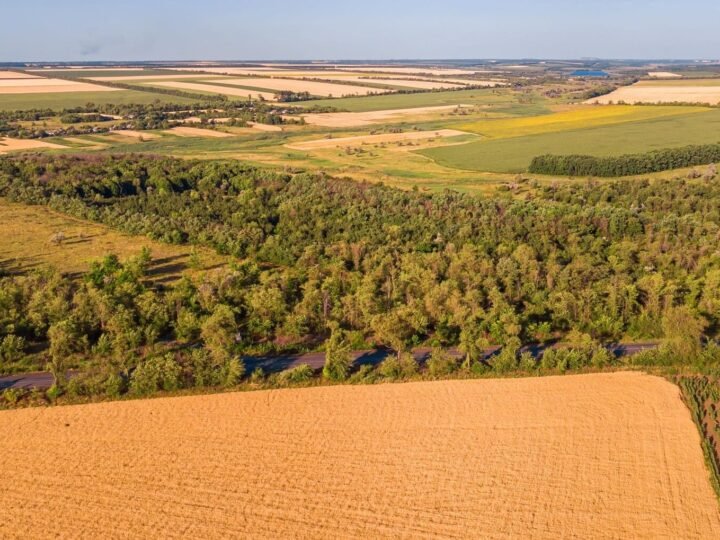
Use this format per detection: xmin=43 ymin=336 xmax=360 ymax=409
xmin=323 ymin=323 xmax=353 ymax=381
xmin=661 ymin=306 xmax=707 ymax=360
xmin=458 ymin=317 xmax=489 ymax=369
xmin=201 ymin=304 xmax=237 ymax=362
xmin=47 ymin=319 xmax=80 ymax=390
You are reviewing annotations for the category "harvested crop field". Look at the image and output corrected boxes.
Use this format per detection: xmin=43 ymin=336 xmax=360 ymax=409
xmin=337 ymin=77 xmax=465 ymax=90
xmin=0 ymin=78 xmax=118 ymax=94
xmin=0 ymin=71 xmax=40 ymax=79
xmin=348 ymin=66 xmax=482 ymax=76
xmin=301 ymin=104 xmax=473 ymax=127
xmin=588 ymin=83 xmax=720 ymax=105
xmin=165 ymin=126 xmax=234 ymax=138
xmin=110 ymin=129 xmax=161 ymax=140
xmin=2 ymin=372 xmax=719 ymax=539
xmin=151 ymin=81 xmax=276 ymax=101
xmin=287 ymin=129 xmax=470 ymax=150
xmin=212 ymin=77 xmax=382 ymax=97
xmin=0 ymin=137 xmax=65 ymax=153
xmin=648 ymin=71 xmax=682 ymax=78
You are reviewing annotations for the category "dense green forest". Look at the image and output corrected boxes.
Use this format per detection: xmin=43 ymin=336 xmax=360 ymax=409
xmin=529 ymin=143 xmax=720 ymax=177
xmin=2 ymin=153 xmax=720 ymax=399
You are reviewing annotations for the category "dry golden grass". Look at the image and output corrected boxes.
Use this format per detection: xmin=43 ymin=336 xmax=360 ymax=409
xmin=349 ymin=66 xmax=483 ymax=76
xmin=0 ymin=137 xmax=65 ymax=153
xmin=88 ymin=74 xmax=210 ymax=82
xmin=287 ymin=129 xmax=470 ymax=150
xmin=648 ymin=72 xmax=682 ymax=78
xmin=152 ymin=81 xmax=277 ymax=101
xmin=164 ymin=126 xmax=235 ymax=138
xmin=0 ymin=198 xmax=223 ymax=278
xmin=110 ymin=129 xmax=161 ymax=140
xmin=214 ymin=77 xmax=382 ymax=97
xmin=1 ymin=372 xmax=718 ymax=539
xmin=300 ymin=104 xmax=474 ymax=127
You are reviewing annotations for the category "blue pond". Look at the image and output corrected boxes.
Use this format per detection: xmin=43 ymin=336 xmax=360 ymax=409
xmin=570 ymin=70 xmax=610 ymax=77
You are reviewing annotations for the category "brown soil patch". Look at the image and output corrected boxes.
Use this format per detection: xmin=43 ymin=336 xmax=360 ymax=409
xmin=287 ymin=129 xmax=470 ymax=150
xmin=1 ymin=373 xmax=718 ymax=538
xmin=164 ymin=126 xmax=235 ymax=138
xmin=589 ymin=84 xmax=720 ymax=105
xmin=0 ymin=137 xmax=65 ymax=153
xmin=213 ymin=77 xmax=383 ymax=97
xmin=152 ymin=81 xmax=276 ymax=101
xmin=301 ymin=104 xmax=474 ymax=127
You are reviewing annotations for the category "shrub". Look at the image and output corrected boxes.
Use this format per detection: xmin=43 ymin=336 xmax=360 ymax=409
xmin=223 ymin=357 xmax=245 ymax=387
xmin=278 ymin=363 xmax=313 ymax=385
xmin=0 ymin=334 xmax=25 ymax=363
xmin=129 ymin=353 xmax=182 ymax=396
xmin=426 ymin=348 xmax=458 ymax=377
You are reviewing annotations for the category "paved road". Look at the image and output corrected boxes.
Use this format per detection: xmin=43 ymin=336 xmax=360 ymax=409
xmin=0 ymin=342 xmax=659 ymax=391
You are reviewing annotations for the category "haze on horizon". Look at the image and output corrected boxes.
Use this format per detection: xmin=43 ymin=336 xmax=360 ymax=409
xmin=1 ymin=0 xmax=719 ymax=62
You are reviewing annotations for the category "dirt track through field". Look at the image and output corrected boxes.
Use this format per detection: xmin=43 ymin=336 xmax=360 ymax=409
xmin=1 ymin=372 xmax=718 ymax=539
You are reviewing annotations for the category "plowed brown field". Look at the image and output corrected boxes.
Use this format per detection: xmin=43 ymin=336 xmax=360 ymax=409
xmin=1 ymin=372 xmax=718 ymax=539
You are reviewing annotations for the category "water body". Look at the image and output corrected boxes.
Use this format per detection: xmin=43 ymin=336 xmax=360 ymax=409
xmin=570 ymin=70 xmax=610 ymax=77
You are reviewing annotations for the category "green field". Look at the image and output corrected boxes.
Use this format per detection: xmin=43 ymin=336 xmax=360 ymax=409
xmin=292 ymin=88 xmax=543 ymax=113
xmin=0 ymin=90 xmax=197 ymax=111
xmin=421 ymin=108 xmax=720 ymax=173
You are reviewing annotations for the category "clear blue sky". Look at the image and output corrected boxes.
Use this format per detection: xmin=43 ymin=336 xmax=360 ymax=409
xmin=2 ymin=0 xmax=717 ymax=62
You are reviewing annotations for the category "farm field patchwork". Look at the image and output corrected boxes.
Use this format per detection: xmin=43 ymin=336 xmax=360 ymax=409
xmin=149 ymin=81 xmax=277 ymax=100
xmin=335 ymin=77 xmax=466 ymax=90
xmin=0 ymin=71 xmax=40 ymax=79
xmin=0 ymin=78 xmax=118 ymax=94
xmin=1 ymin=373 xmax=718 ymax=538
xmin=206 ymin=77 xmax=384 ymax=96
xmin=0 ymin=199 xmax=224 ymax=277
xmin=422 ymin=108 xmax=720 ymax=172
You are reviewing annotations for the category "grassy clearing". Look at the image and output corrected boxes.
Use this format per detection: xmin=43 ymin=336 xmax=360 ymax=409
xmin=456 ymin=105 xmax=707 ymax=139
xmin=421 ymin=108 xmax=720 ymax=173
xmin=0 ymin=198 xmax=225 ymax=279
xmin=0 ymin=90 xmax=196 ymax=111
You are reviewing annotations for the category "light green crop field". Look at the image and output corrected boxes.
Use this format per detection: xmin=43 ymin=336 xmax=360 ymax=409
xmin=0 ymin=90 xmax=197 ymax=111
xmin=292 ymin=88 xmax=541 ymax=113
xmin=420 ymin=108 xmax=720 ymax=173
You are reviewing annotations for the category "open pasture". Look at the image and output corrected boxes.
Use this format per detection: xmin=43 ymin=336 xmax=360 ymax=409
xmin=422 ymin=107 xmax=720 ymax=173
xmin=1 ymin=373 xmax=718 ymax=538
xmin=287 ymin=129 xmax=471 ymax=150
xmin=300 ymin=104 xmax=475 ymax=127
xmin=164 ymin=126 xmax=235 ymax=138
xmin=0 ymin=199 xmax=223 ymax=278
xmin=0 ymin=137 xmax=66 ymax=154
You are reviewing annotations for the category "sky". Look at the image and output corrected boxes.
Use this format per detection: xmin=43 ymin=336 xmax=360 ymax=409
xmin=1 ymin=0 xmax=718 ymax=62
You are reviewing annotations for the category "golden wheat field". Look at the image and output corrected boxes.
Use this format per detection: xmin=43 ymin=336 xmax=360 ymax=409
xmin=1 ymin=372 xmax=718 ymax=539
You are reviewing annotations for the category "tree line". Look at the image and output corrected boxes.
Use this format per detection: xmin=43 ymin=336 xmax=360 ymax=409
xmin=529 ymin=143 xmax=720 ymax=177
